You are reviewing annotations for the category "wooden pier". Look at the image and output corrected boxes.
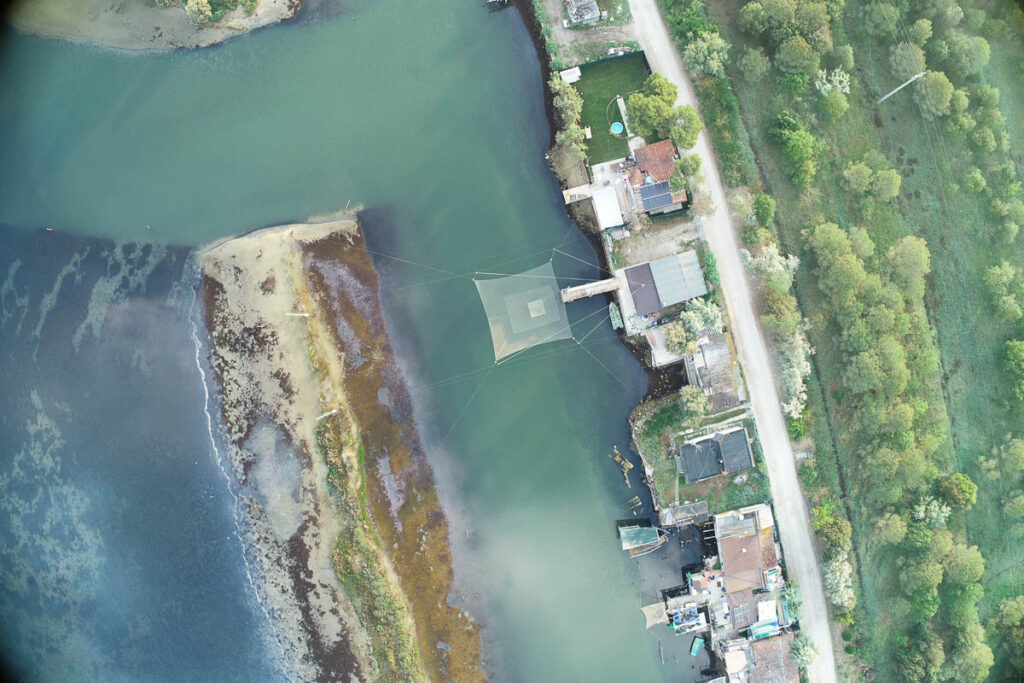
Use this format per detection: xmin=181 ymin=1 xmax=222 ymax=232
xmin=560 ymin=277 xmax=620 ymax=302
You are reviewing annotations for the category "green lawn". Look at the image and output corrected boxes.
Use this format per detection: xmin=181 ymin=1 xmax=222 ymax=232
xmin=576 ymin=54 xmax=650 ymax=163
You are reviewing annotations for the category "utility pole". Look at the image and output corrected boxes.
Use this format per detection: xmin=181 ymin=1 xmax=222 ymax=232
xmin=876 ymin=71 xmax=927 ymax=105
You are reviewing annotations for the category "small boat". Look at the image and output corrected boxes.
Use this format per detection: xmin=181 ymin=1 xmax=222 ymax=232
xmin=690 ymin=636 xmax=704 ymax=657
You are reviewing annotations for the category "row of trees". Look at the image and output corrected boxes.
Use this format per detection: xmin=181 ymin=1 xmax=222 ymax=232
xmin=868 ymin=0 xmax=1024 ymax=674
xmin=807 ymin=220 xmax=992 ymax=680
xmin=662 ymin=0 xmax=759 ymax=185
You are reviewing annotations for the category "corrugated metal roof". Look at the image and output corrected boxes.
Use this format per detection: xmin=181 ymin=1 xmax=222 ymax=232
xmin=650 ymin=251 xmax=708 ymax=307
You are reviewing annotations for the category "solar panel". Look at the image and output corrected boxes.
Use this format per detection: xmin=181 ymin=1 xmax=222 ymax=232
xmin=640 ymin=181 xmax=673 ymax=211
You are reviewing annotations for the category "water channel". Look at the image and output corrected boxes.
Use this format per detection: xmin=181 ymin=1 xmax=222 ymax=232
xmin=0 ymin=0 xmax=695 ymax=678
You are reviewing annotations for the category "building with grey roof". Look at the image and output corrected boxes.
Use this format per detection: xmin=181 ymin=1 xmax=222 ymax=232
xmin=622 ymin=250 xmax=708 ymax=317
xmin=675 ymin=427 xmax=753 ymax=484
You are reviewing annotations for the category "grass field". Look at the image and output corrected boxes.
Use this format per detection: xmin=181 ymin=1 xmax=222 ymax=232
xmin=704 ymin=0 xmax=1024 ymax=675
xmin=576 ymin=54 xmax=650 ymax=163
xmin=849 ymin=17 xmax=1024 ymax=679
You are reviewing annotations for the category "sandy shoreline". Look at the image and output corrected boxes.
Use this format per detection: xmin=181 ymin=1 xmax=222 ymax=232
xmin=200 ymin=215 xmax=481 ymax=680
xmin=6 ymin=0 xmax=299 ymax=51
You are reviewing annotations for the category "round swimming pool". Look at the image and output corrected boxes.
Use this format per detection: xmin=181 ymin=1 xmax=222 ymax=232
xmin=610 ymin=121 xmax=624 ymax=135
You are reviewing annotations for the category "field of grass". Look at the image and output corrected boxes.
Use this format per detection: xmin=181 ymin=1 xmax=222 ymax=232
xmin=847 ymin=10 xmax=1024 ymax=670
xmin=576 ymin=54 xmax=650 ymax=163
xmin=703 ymin=0 xmax=1024 ymax=675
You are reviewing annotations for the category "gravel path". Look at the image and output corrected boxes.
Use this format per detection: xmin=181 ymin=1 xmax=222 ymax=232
xmin=627 ymin=0 xmax=839 ymax=679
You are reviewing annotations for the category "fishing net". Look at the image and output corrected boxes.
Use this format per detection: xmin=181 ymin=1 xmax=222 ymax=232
xmin=474 ymin=261 xmax=573 ymax=362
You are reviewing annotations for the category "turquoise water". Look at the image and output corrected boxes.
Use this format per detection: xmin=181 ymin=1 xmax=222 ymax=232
xmin=0 ymin=1 xmax=677 ymax=679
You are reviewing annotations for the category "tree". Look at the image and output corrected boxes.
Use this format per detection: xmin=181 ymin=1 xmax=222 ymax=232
xmin=984 ymin=262 xmax=1023 ymax=322
xmin=667 ymin=105 xmax=704 ymax=149
xmin=912 ymin=496 xmax=952 ymax=528
xmin=994 ymin=595 xmax=1024 ymax=672
xmin=789 ymin=633 xmax=818 ymax=667
xmin=783 ymin=129 xmax=817 ymax=188
xmin=936 ymin=472 xmax=977 ymax=511
xmin=823 ymin=554 xmax=856 ymax=609
xmin=944 ymin=31 xmax=991 ymax=79
xmin=862 ymin=2 xmax=899 ymax=37
xmin=890 ymin=42 xmax=927 ymax=80
xmin=626 ymin=73 xmax=678 ymax=139
xmin=665 ymin=321 xmax=694 ymax=355
xmin=761 ymin=289 xmax=802 ymax=338
xmin=739 ymin=47 xmax=771 ymax=83
xmin=678 ymin=384 xmax=710 ymax=421
xmin=550 ymin=76 xmax=584 ymax=127
xmin=684 ymin=33 xmax=730 ymax=77
xmin=914 ymin=71 xmax=955 ymax=120
xmin=963 ymin=168 xmax=987 ymax=193
xmin=942 ymin=543 xmax=985 ymax=584
xmin=738 ymin=1 xmax=768 ymax=35
xmin=776 ymin=35 xmax=820 ymax=75
xmin=909 ymin=18 xmax=933 ymax=46
xmin=677 ymin=153 xmax=702 ymax=178
xmin=888 ymin=236 xmax=931 ymax=301
xmin=185 ymin=0 xmax=212 ymax=24
xmin=831 ymin=44 xmax=854 ymax=71
xmin=753 ymin=193 xmax=776 ymax=227
xmin=820 ymin=91 xmax=849 ymax=121
xmin=843 ymin=161 xmax=873 ymax=194
xmin=871 ymin=168 xmax=902 ymax=201
xmin=818 ymin=516 xmax=853 ymax=558
xmin=680 ymin=297 xmax=724 ymax=336
xmin=781 ymin=583 xmax=803 ymax=619
xmin=875 ymin=511 xmax=907 ymax=544
xmin=761 ymin=0 xmax=796 ymax=30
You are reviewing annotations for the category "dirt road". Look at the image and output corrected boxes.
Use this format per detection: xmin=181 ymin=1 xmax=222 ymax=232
xmin=628 ymin=0 xmax=839 ymax=679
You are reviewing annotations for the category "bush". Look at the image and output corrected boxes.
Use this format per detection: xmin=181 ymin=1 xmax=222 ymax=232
xmin=684 ymin=32 xmax=731 ymax=77
xmin=739 ymin=47 xmax=771 ymax=83
xmin=820 ymin=91 xmax=849 ymax=121
xmin=754 ymin=193 xmax=776 ymax=226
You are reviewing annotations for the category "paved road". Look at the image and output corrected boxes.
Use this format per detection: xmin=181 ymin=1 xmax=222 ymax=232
xmin=628 ymin=0 xmax=839 ymax=679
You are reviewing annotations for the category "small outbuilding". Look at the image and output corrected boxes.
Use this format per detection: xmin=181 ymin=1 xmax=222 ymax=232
xmin=591 ymin=187 xmax=624 ymax=229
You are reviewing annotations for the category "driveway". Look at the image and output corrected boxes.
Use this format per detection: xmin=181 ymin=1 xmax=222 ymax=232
xmin=627 ymin=0 xmax=839 ymax=680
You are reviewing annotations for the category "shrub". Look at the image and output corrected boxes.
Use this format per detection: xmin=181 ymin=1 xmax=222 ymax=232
xmin=821 ymin=91 xmax=849 ymax=121
xmin=684 ymin=32 xmax=730 ymax=77
xmin=754 ymin=193 xmax=776 ymax=226
xmin=739 ymin=47 xmax=771 ymax=83
xmin=776 ymin=35 xmax=820 ymax=75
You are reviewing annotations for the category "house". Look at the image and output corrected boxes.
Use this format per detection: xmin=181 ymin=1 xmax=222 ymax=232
xmin=633 ymin=139 xmax=677 ymax=183
xmin=566 ymin=0 xmax=601 ymax=25
xmin=748 ymin=632 xmax=800 ymax=683
xmin=628 ymin=140 xmax=692 ymax=215
xmin=591 ymin=187 xmax=625 ymax=230
xmin=685 ymin=328 xmax=741 ymax=412
xmin=715 ymin=504 xmax=781 ymax=600
xmin=622 ymin=250 xmax=708 ymax=317
xmin=674 ymin=427 xmax=754 ymax=484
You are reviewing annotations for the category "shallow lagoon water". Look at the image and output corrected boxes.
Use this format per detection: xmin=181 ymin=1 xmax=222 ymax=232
xmin=0 ymin=1 xmax=681 ymax=679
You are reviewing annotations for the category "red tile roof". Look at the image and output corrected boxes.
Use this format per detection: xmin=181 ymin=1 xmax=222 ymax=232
xmin=633 ymin=140 xmax=677 ymax=183
xmin=720 ymin=534 xmax=763 ymax=593
xmin=749 ymin=633 xmax=800 ymax=683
